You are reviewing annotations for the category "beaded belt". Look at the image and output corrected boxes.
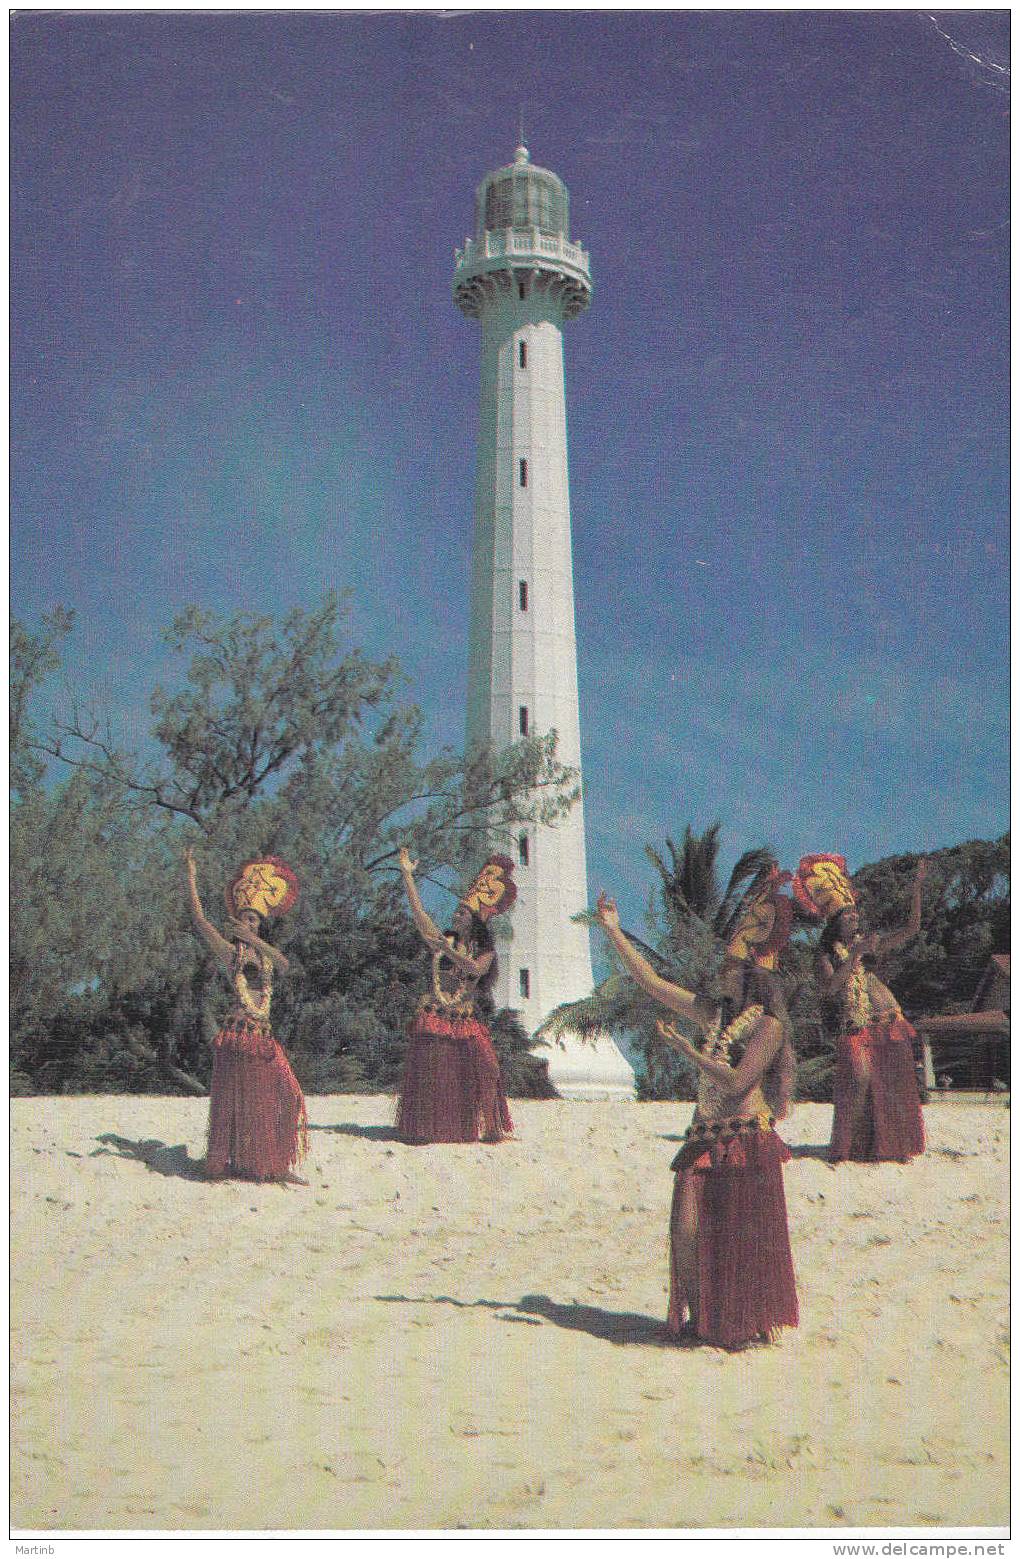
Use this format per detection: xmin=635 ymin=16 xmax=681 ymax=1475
xmin=671 ymin=1111 xmax=776 ymax=1171
xmin=416 ymin=994 xmax=476 ymax=1023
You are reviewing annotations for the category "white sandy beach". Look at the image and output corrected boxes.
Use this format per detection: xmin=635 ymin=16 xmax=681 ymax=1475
xmin=10 ymin=1094 xmax=1009 ymax=1533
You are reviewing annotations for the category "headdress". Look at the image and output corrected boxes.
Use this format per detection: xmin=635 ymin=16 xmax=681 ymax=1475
xmin=461 ymin=854 xmax=517 ymax=922
xmin=725 ymin=867 xmax=793 ymax=970
xmin=226 ymin=856 xmax=300 ymax=921
xmin=791 ymin=853 xmax=856 ymax=924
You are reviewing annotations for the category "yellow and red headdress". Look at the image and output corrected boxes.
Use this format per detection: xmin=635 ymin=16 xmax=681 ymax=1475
xmin=725 ymin=868 xmax=793 ymax=970
xmin=461 ymin=855 xmax=517 ymax=922
xmin=792 ymin=853 xmax=855 ymax=924
xmin=226 ymin=856 xmax=300 ymax=921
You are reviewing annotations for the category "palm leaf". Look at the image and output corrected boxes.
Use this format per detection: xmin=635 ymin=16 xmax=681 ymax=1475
xmin=715 ymin=846 xmax=780 ymax=942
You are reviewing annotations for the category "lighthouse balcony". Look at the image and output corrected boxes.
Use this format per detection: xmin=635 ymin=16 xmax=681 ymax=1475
xmin=454 ymin=230 xmax=592 ymax=320
xmin=457 ymin=228 xmax=589 ymax=271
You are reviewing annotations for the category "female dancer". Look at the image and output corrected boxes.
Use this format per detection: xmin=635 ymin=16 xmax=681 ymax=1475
xmin=184 ymin=848 xmax=308 ymax=1183
xmin=396 ymin=846 xmax=515 ymax=1145
xmin=594 ymin=876 xmax=798 ymax=1349
xmin=794 ymin=853 xmax=926 ymax=1163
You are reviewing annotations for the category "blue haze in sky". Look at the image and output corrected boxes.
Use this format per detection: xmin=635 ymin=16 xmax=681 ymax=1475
xmin=11 ymin=10 xmax=1009 ymax=931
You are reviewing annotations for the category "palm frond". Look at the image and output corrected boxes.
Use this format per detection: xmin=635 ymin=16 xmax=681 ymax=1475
xmin=715 ymin=846 xmax=780 ymax=941
xmin=537 ymin=978 xmax=630 ymax=1043
xmin=671 ymin=822 xmax=724 ymax=922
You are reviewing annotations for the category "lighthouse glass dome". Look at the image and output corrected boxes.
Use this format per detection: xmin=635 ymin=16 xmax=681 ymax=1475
xmin=476 ymin=156 xmax=570 ymax=238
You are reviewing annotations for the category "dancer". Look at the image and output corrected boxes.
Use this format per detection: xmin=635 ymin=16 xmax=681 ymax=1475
xmin=184 ymin=848 xmax=308 ymax=1183
xmin=396 ymin=846 xmax=515 ymax=1145
xmin=594 ymin=873 xmax=798 ymax=1349
xmin=794 ymin=853 xmax=926 ymax=1164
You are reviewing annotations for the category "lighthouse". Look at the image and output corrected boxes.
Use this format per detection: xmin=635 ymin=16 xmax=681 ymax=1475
xmin=453 ymin=144 xmax=635 ymax=1100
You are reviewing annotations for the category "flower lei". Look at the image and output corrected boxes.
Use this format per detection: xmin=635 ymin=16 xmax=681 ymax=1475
xmin=696 ymin=1002 xmax=765 ymax=1120
xmin=832 ymin=941 xmax=872 ymax=1029
xmin=233 ymin=945 xmax=273 ymax=1023
xmin=429 ymin=938 xmax=478 ymax=1010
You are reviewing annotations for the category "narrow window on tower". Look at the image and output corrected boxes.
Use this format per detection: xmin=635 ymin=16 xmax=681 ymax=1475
xmin=518 ymin=705 xmax=529 ymax=736
xmin=518 ymin=579 xmax=528 ymax=612
xmin=519 ymin=340 xmax=527 ymax=369
xmin=519 ymin=968 xmax=530 ymax=1000
xmin=518 ymin=282 xmax=526 ymax=301
xmin=519 ymin=458 xmax=528 ymax=487
xmin=518 ymin=833 xmax=529 ymax=867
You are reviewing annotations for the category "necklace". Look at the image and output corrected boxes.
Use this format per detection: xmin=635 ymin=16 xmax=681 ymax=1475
xmin=233 ymin=946 xmax=273 ymax=1022
xmin=696 ymin=1003 xmax=765 ymax=1119
xmin=833 ymin=941 xmax=872 ymax=1027
xmin=704 ymin=1002 xmax=764 ymax=1061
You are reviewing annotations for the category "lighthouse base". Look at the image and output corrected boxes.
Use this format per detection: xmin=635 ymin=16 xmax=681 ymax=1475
xmin=543 ymin=1028 xmax=636 ymax=1101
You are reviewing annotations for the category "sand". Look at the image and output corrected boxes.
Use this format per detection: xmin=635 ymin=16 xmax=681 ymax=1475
xmin=10 ymin=1094 xmax=1009 ymax=1533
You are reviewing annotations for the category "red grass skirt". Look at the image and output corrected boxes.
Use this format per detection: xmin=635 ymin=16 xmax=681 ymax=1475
xmin=205 ymin=1019 xmax=308 ymax=1182
xmin=829 ymin=1015 xmax=925 ymax=1163
xmin=667 ymin=1125 xmax=799 ymax=1348
xmin=396 ymin=1007 xmax=513 ymax=1145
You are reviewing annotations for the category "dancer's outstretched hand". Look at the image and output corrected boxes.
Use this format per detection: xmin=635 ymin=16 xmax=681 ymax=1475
xmin=595 ymin=891 xmax=620 ymax=929
xmin=398 ymin=846 xmax=418 ymax=876
xmin=656 ymin=1017 xmax=691 ymax=1054
xmin=184 ymin=845 xmax=197 ymax=880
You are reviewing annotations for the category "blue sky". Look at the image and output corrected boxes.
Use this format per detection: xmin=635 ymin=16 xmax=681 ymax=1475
xmin=11 ymin=10 xmax=1009 ymax=932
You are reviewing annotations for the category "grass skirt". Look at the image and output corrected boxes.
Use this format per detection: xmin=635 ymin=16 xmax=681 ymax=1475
xmin=396 ymin=1007 xmax=513 ymax=1145
xmin=829 ymin=1014 xmax=925 ymax=1163
xmin=667 ymin=1125 xmax=798 ymax=1348
xmin=205 ymin=1019 xmax=308 ymax=1181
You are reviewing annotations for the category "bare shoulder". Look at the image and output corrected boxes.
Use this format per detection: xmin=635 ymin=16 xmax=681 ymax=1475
xmin=750 ymin=1011 xmax=783 ymax=1051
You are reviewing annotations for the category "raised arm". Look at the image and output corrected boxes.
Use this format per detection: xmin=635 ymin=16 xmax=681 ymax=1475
xmin=183 ymin=847 xmax=234 ymax=970
xmin=594 ymin=892 xmax=713 ymax=1029
xmin=658 ymin=1013 xmax=784 ymax=1095
xmin=399 ymin=847 xmax=447 ymax=954
xmin=872 ymin=858 xmax=927 ymax=958
xmin=399 ymin=848 xmax=493 ymax=980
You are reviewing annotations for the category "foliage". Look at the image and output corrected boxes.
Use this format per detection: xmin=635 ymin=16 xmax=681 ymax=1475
xmin=11 ymin=604 xmax=1009 ymax=1103
xmin=542 ymin=825 xmax=1010 ymax=1104
xmin=11 ymin=597 xmax=578 ymax=1096
xmin=646 ymin=823 xmax=781 ymax=955
xmin=541 ymin=822 xmax=781 ymax=1100
xmin=486 ymin=1004 xmax=558 ymax=1099
xmin=853 ymin=837 xmax=1010 ymax=1016
xmin=10 ymin=608 xmax=74 ymax=799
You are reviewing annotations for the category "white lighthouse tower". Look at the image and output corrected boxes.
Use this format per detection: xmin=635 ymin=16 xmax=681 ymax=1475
xmin=453 ymin=144 xmax=635 ymax=1100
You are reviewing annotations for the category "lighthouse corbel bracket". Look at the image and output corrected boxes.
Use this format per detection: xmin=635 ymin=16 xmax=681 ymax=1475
xmin=453 ymin=231 xmax=592 ymax=322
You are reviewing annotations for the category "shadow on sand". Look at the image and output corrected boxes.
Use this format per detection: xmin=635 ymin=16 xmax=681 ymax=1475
xmin=375 ymin=1291 xmax=678 ymax=1347
xmin=787 ymin=1143 xmax=835 ymax=1162
xmin=309 ymin=1122 xmax=401 ymax=1141
xmin=90 ymin=1133 xmax=208 ymax=1180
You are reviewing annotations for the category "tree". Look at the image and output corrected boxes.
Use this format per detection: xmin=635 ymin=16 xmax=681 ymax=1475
xmin=10 ymin=611 xmax=180 ymax=1092
xmin=853 ymin=837 xmax=1010 ymax=1016
xmin=781 ymin=838 xmax=1011 ymax=1101
xmin=541 ymin=822 xmax=781 ymax=1100
xmin=540 ymin=826 xmax=1012 ymax=1105
xmin=10 ymin=608 xmax=74 ymax=799
xmin=12 ymin=596 xmax=580 ymax=1095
